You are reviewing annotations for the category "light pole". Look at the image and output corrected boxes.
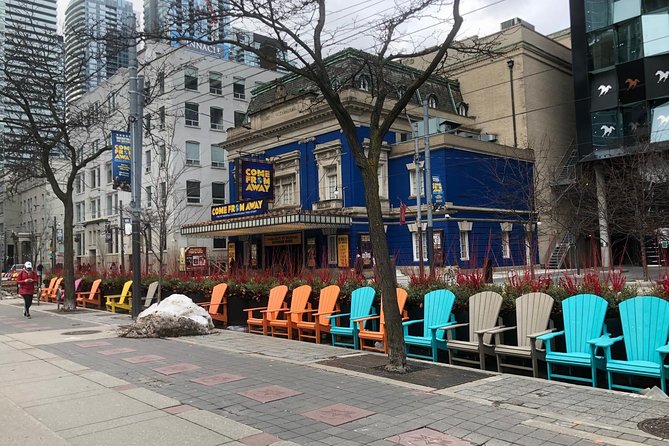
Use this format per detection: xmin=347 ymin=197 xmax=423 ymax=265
xmin=507 ymin=59 xmax=518 ymax=148
xmin=51 ymin=216 xmax=57 ymax=271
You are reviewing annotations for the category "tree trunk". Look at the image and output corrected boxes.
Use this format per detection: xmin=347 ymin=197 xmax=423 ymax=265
xmin=359 ymin=165 xmax=407 ymax=372
xmin=639 ymin=232 xmax=649 ymax=280
xmin=62 ymin=194 xmax=76 ymax=311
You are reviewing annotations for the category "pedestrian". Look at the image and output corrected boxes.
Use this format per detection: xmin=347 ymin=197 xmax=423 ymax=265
xmin=16 ymin=261 xmax=38 ymax=319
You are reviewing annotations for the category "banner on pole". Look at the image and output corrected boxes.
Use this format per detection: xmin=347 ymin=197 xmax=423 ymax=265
xmin=111 ymin=131 xmax=132 ymax=192
xmin=431 ymin=175 xmax=444 ymax=206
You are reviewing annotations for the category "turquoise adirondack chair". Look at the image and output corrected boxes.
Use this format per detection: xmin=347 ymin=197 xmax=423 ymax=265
xmin=589 ymin=296 xmax=669 ymax=393
xmin=403 ymin=290 xmax=456 ymax=362
xmin=329 ymin=286 xmax=376 ymax=349
xmin=537 ymin=293 xmax=608 ymax=387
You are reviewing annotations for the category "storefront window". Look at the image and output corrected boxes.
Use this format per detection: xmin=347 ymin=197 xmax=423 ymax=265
xmin=588 ymin=29 xmax=616 ymax=70
xmin=650 ymin=100 xmax=669 ymax=142
xmin=614 ymin=0 xmax=641 ymax=22
xmin=586 ymin=0 xmax=613 ymax=32
xmin=642 ymin=11 xmax=669 ymax=56
xmin=617 ymin=18 xmax=643 ymax=62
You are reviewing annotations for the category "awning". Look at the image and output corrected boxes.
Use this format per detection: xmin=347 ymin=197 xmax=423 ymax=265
xmin=181 ymin=212 xmax=352 ymax=237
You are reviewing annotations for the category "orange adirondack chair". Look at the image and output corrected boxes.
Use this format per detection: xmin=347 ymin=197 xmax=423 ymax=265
xmin=198 ymin=283 xmax=228 ymax=326
xmin=356 ymin=288 xmax=409 ymax=353
xmin=270 ymin=285 xmax=312 ymax=339
xmin=40 ymin=277 xmax=58 ymax=302
xmin=294 ymin=285 xmax=341 ymax=344
xmin=76 ymin=279 xmax=102 ymax=308
xmin=46 ymin=277 xmax=64 ymax=303
xmin=244 ymin=285 xmax=288 ymax=335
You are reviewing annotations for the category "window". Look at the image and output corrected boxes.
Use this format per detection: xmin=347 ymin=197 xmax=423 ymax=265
xmin=234 ymin=111 xmax=246 ymax=127
xmin=357 ymin=75 xmax=371 ymax=91
xmin=585 ymin=0 xmax=612 ymax=32
xmin=184 ymin=66 xmax=198 ymax=90
xmin=157 ymin=70 xmax=165 ymax=94
xmin=186 ymin=141 xmax=200 ymax=165
xmin=212 ymin=182 xmax=226 ymax=204
xmin=210 ymin=107 xmax=224 ymax=130
xmin=233 ymin=77 xmax=245 ymax=99
xmin=90 ymin=199 xmax=98 ymax=219
xmin=186 ymin=180 xmax=201 ymax=204
xmin=588 ymin=28 xmax=615 ymax=70
xmin=614 ymin=0 xmax=640 ymax=23
xmin=76 ymin=174 xmax=84 ymax=194
xmin=75 ymin=202 xmax=84 ymax=222
xmin=327 ymin=235 xmax=337 ymax=265
xmin=185 ymin=102 xmax=199 ymax=126
xmin=146 ymin=186 xmax=152 ymax=208
xmin=325 ymin=165 xmax=338 ymax=200
xmin=144 ymin=113 xmax=151 ymax=135
xmin=209 ymin=71 xmax=222 ymax=94
xmin=427 ymin=94 xmax=438 ymax=109
xmin=651 ymin=100 xmax=669 ymax=143
xmin=106 ymin=162 xmax=112 ymax=184
xmin=502 ymin=231 xmax=510 ymax=259
xmin=412 ymin=232 xmax=428 ymax=262
xmin=159 ymin=143 xmax=166 ymax=167
xmin=106 ymin=194 xmax=113 ymax=216
xmin=213 ymin=238 xmax=226 ymax=249
xmin=377 ymin=161 xmax=388 ymax=199
xmin=617 ymin=18 xmax=643 ymax=63
xmin=460 ymin=231 xmax=470 ymax=261
xmin=145 ymin=149 xmax=152 ymax=173
xmin=89 ymin=168 xmax=98 ymax=189
xmin=159 ymin=106 xmax=165 ymax=129
xmin=592 ymin=109 xmax=621 ymax=148
xmin=642 ymin=11 xmax=669 ymax=57
xmin=211 ymin=144 xmax=225 ymax=168
xmin=275 ymin=175 xmax=296 ymax=206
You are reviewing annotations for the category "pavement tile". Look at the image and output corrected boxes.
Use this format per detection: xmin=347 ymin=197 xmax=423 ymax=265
xmin=301 ymin=403 xmax=375 ymax=426
xmin=239 ymin=385 xmax=303 ymax=403
xmin=97 ymin=347 xmax=136 ymax=355
xmin=190 ymin=373 xmax=246 ymax=386
xmin=112 ymin=384 xmax=138 ymax=391
xmin=153 ymin=362 xmax=200 ymax=375
xmin=240 ymin=432 xmax=282 ymax=446
xmin=163 ymin=404 xmax=196 ymax=414
xmin=122 ymin=354 xmax=165 ymax=364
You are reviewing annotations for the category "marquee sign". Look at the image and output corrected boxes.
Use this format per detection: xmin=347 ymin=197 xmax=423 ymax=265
xmin=237 ymin=158 xmax=274 ymax=201
xmin=211 ymin=199 xmax=267 ymax=220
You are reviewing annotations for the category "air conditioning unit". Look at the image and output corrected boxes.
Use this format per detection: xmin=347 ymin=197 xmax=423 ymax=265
xmin=480 ymin=133 xmax=498 ymax=142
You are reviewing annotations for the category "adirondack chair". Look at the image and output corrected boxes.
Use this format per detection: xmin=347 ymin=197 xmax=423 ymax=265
xmin=45 ymin=277 xmax=63 ymax=303
xmin=403 ymin=289 xmax=457 ymax=362
xmin=355 ymin=288 xmax=408 ymax=353
xmin=57 ymin=278 xmax=83 ymax=309
xmin=76 ymin=279 xmax=102 ymax=308
xmin=270 ymin=284 xmax=312 ymax=339
xmin=328 ymin=286 xmax=376 ymax=349
xmin=39 ymin=277 xmax=58 ymax=302
xmin=244 ymin=285 xmax=288 ymax=335
xmin=440 ymin=291 xmax=503 ymax=369
xmin=143 ymin=281 xmax=160 ymax=309
xmin=105 ymin=280 xmax=133 ymax=313
xmin=537 ymin=293 xmax=608 ymax=387
xmin=198 ymin=283 xmax=228 ymax=326
xmin=487 ymin=292 xmax=555 ymax=377
xmin=294 ymin=285 xmax=341 ymax=344
xmin=589 ymin=296 xmax=669 ymax=392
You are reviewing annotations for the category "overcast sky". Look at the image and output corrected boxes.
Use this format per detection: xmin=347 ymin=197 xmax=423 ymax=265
xmin=56 ymin=0 xmax=571 ymax=45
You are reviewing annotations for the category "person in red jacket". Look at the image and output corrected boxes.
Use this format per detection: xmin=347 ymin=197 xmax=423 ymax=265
xmin=16 ymin=261 xmax=38 ymax=318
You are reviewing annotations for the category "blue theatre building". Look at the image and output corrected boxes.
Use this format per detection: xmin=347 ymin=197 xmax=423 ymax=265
xmin=181 ymin=49 xmax=537 ymax=271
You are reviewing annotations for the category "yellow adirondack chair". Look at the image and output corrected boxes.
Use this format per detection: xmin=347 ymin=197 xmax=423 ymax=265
xmin=105 ymin=280 xmax=132 ymax=313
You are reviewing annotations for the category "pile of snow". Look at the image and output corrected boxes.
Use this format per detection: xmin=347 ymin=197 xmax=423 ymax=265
xmin=119 ymin=294 xmax=214 ymax=338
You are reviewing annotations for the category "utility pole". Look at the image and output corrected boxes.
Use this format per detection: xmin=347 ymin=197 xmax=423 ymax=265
xmin=507 ymin=59 xmax=518 ymax=148
xmin=423 ymin=100 xmax=434 ymax=275
xmin=129 ymin=21 xmax=144 ymax=319
xmin=51 ymin=216 xmax=56 ymax=271
xmin=119 ymin=200 xmax=125 ymax=273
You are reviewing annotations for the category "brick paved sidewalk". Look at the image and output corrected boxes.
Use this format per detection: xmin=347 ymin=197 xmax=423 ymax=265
xmin=2 ymin=300 xmax=669 ymax=446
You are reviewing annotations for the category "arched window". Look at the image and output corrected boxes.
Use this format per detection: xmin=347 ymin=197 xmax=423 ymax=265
xmin=427 ymin=94 xmax=438 ymax=109
xmin=357 ymin=75 xmax=371 ymax=91
xmin=457 ymin=102 xmax=469 ymax=116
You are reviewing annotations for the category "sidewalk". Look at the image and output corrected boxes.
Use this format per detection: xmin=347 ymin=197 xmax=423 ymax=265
xmin=1 ymin=297 xmax=668 ymax=446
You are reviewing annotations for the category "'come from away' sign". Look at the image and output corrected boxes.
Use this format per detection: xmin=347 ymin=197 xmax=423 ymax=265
xmin=211 ymin=199 xmax=267 ymax=221
xmin=237 ymin=158 xmax=274 ymax=201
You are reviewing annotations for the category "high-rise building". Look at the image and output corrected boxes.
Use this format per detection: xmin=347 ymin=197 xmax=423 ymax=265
xmin=64 ymin=0 xmax=135 ymax=104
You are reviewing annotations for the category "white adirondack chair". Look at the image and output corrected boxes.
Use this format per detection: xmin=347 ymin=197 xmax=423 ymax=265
xmin=143 ymin=281 xmax=160 ymax=308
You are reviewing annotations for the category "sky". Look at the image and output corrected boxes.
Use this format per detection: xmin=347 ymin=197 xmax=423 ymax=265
xmin=56 ymin=0 xmax=572 ymax=44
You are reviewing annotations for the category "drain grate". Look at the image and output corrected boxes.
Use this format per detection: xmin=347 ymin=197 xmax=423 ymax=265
xmin=61 ymin=330 xmax=102 ymax=335
xmin=638 ymin=417 xmax=669 ymax=438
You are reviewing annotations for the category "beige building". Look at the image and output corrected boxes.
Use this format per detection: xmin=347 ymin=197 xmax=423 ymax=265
xmin=403 ymin=19 xmax=575 ymax=266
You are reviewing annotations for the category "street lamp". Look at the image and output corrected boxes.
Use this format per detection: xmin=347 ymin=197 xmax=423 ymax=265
xmin=507 ymin=59 xmax=518 ymax=148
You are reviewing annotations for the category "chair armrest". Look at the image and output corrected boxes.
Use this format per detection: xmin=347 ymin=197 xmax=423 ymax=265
xmin=428 ymin=321 xmax=455 ymax=331
xmin=244 ymin=306 xmax=267 ymax=312
xmin=287 ymin=309 xmax=317 ymax=315
xmin=587 ymin=334 xmax=623 ymax=348
xmin=313 ymin=310 xmax=337 ymax=316
xmin=537 ymin=330 xmax=564 ymax=342
xmin=657 ymin=344 xmax=669 ymax=354
xmin=527 ymin=328 xmax=556 ymax=339
xmin=353 ymin=315 xmax=381 ymax=323
xmin=198 ymin=302 xmax=212 ymax=307
xmin=480 ymin=326 xmax=514 ymax=335
xmin=438 ymin=322 xmax=468 ymax=331
xmin=403 ymin=319 xmax=424 ymax=327
xmin=328 ymin=313 xmax=350 ymax=320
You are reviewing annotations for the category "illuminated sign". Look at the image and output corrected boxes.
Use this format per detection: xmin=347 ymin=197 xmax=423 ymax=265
xmin=111 ymin=131 xmax=132 ymax=192
xmin=237 ymin=159 xmax=274 ymax=201
xmin=211 ymin=199 xmax=267 ymax=220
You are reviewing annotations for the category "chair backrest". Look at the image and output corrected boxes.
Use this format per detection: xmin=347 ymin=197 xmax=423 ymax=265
xmin=52 ymin=277 xmax=64 ymax=295
xmin=118 ymin=280 xmax=133 ymax=304
xmin=422 ymin=289 xmax=456 ymax=340
xmin=46 ymin=277 xmax=57 ymax=293
xmin=619 ymin=296 xmax=669 ymax=363
xmin=348 ymin=286 xmax=376 ymax=327
xmin=266 ymin=285 xmax=289 ymax=320
xmin=515 ymin=292 xmax=554 ymax=348
xmin=144 ymin=281 xmax=160 ymax=307
xmin=208 ymin=283 xmax=228 ymax=314
xmin=289 ymin=285 xmax=312 ymax=323
xmin=74 ymin=279 xmax=82 ymax=292
xmin=88 ymin=279 xmax=102 ymax=300
xmin=378 ymin=288 xmax=409 ymax=324
xmin=467 ymin=291 xmax=503 ymax=343
xmin=561 ymin=293 xmax=608 ymax=354
xmin=317 ymin=285 xmax=340 ymax=326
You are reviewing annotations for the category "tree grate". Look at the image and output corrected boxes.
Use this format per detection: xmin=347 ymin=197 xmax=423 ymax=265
xmin=638 ymin=417 xmax=669 ymax=438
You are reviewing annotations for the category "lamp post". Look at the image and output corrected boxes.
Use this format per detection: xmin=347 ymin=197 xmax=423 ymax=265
xmin=507 ymin=59 xmax=518 ymax=148
xmin=51 ymin=216 xmax=57 ymax=271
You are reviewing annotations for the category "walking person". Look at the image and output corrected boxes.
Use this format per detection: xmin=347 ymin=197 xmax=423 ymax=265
xmin=17 ymin=261 xmax=38 ymax=318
